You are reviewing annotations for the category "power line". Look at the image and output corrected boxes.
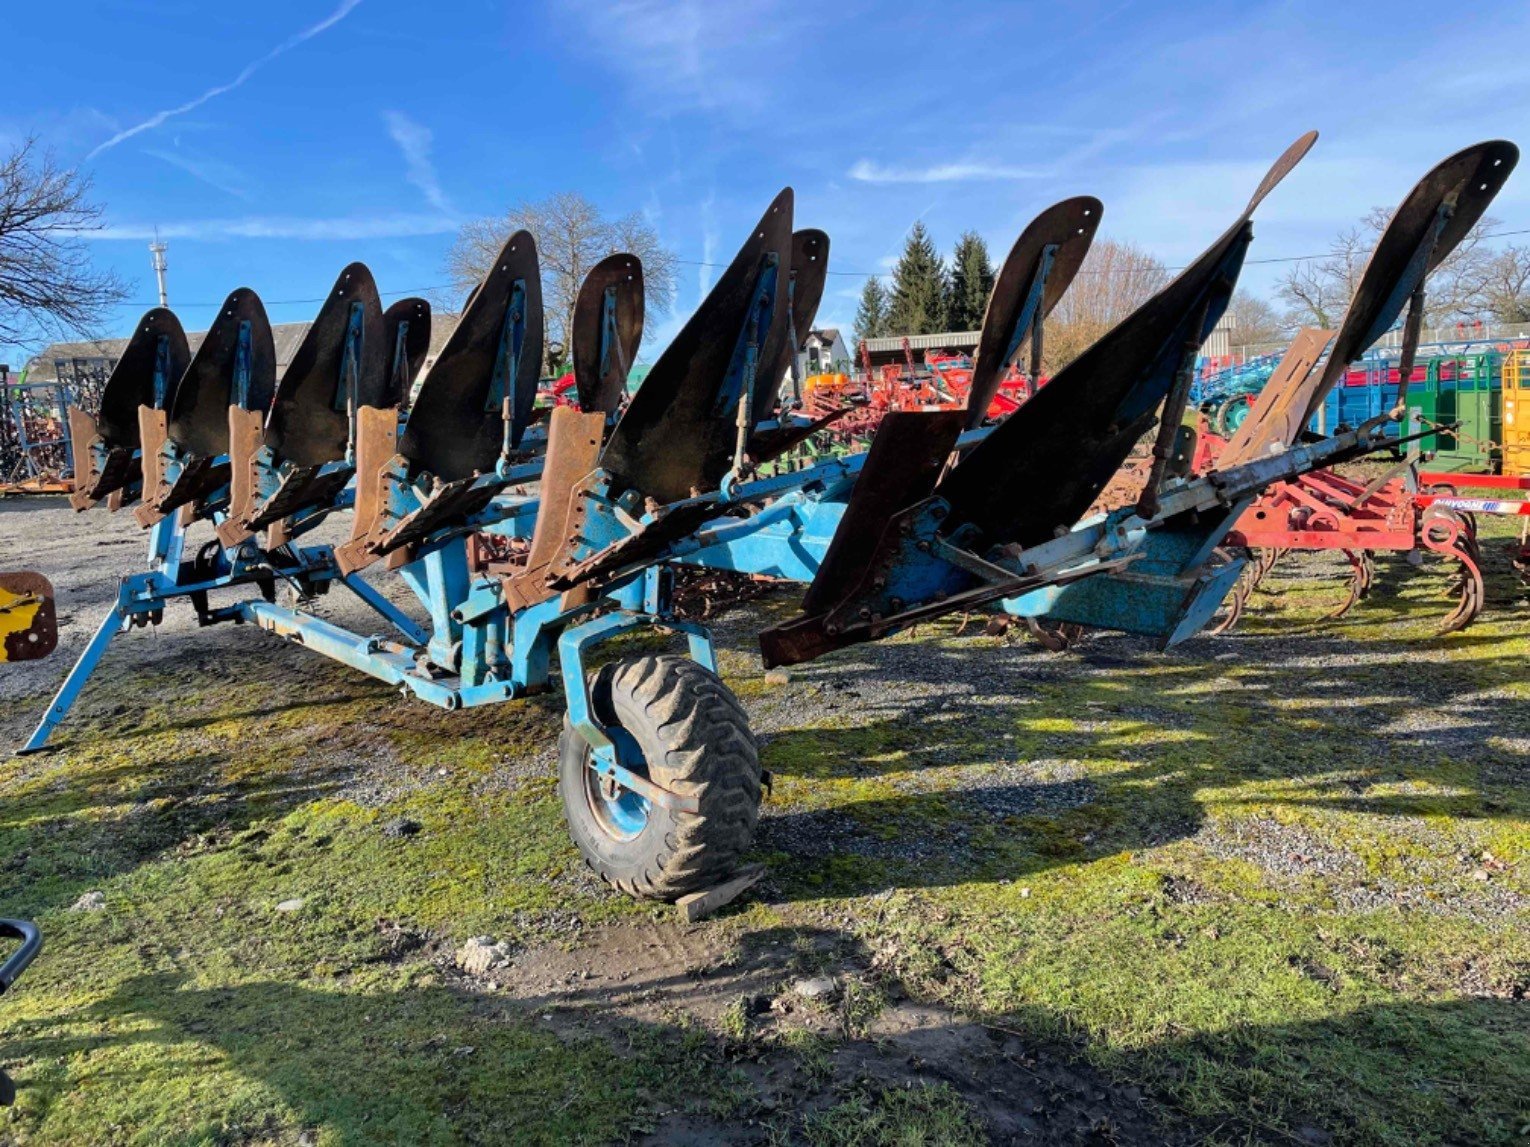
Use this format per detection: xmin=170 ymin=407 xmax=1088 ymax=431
xmin=111 ymin=225 xmax=1530 ymax=307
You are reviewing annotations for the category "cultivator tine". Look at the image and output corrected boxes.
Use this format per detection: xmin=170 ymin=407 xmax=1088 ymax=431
xmin=965 ymin=196 xmax=1101 ymax=429
xmin=1207 ymin=548 xmax=1249 ymax=635
xmin=759 ymin=409 xmax=967 ymax=667
xmin=570 ymin=254 xmax=643 ymax=416
xmin=502 ymin=405 xmax=605 ymax=612
xmin=399 ymin=230 xmax=543 ymax=482
xmin=601 ymin=189 xmax=794 ymax=504
xmin=1329 ymin=550 xmax=1370 ymax=619
xmin=382 ymin=297 xmax=431 ymax=411
xmin=1420 ymin=506 xmax=1485 ymax=634
xmin=934 ymin=133 xmax=1317 ymax=549
xmin=0 ymin=573 xmax=57 ymax=662
xmin=136 ymin=289 xmax=276 ymax=526
xmin=68 ymin=308 xmax=190 ymax=509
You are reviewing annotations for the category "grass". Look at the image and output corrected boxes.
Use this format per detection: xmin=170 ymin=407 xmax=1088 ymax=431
xmin=0 ymin=505 xmax=1526 ymax=1144
xmin=801 ymin=1083 xmax=986 ymax=1147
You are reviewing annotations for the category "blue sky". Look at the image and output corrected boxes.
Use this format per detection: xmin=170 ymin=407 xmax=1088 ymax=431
xmin=4 ymin=0 xmax=1528 ymax=366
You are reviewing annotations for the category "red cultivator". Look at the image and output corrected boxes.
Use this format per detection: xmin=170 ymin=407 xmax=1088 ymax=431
xmin=1212 ymin=455 xmax=1485 ymax=634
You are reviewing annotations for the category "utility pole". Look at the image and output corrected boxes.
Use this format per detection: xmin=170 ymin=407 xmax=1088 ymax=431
xmin=149 ymin=229 xmax=169 ymax=307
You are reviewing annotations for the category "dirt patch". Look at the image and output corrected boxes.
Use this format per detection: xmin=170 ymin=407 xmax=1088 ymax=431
xmin=475 ymin=919 xmax=1200 ymax=1143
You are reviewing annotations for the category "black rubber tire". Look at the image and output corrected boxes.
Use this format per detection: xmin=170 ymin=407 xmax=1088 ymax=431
xmin=559 ymin=654 xmax=761 ymax=901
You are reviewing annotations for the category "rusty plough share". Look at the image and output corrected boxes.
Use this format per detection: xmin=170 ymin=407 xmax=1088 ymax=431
xmin=17 ymin=134 xmax=1517 ymax=899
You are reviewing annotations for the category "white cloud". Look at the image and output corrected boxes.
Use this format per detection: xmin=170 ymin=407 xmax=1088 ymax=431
xmin=87 ymin=0 xmax=366 ymax=158
xmin=847 ymin=159 xmax=1046 ymax=184
xmin=383 ymin=111 xmax=451 ymax=215
xmin=697 ymin=190 xmax=718 ymax=297
xmin=143 ymin=148 xmax=251 ymax=201
xmin=89 ymin=213 xmax=455 ymax=242
xmin=553 ymin=0 xmax=797 ymax=114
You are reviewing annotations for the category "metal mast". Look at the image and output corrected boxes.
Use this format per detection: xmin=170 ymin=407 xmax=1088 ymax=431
xmin=149 ymin=230 xmax=169 ymax=307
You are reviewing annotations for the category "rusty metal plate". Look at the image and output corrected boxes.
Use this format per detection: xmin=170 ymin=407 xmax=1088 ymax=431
xmin=96 ymin=308 xmax=191 ymax=447
xmin=548 ymin=500 xmax=723 ymax=591
xmin=167 ymin=288 xmax=277 ymax=459
xmin=136 ymin=453 xmax=228 ymax=526
xmin=601 ymin=189 xmax=794 ymax=504
xmin=966 ymin=197 xmax=1101 ymax=429
xmin=67 ymin=406 xmax=138 ymax=511
xmin=1299 ymin=140 xmax=1519 ymax=424
xmin=382 ymin=297 xmax=431 ymax=411
xmin=132 ymin=407 xmax=171 ymax=526
xmin=800 ymin=409 xmax=966 ymax=616
xmin=266 ymin=263 xmax=386 ymax=469
xmin=1219 ymin=328 xmax=1334 ymax=464
xmin=570 ymin=254 xmax=644 ymax=415
xmin=375 ymin=475 xmax=503 ymax=556
xmin=502 ymin=406 xmax=605 ymax=611
xmin=934 ymin=133 xmax=1317 ymax=549
xmin=400 ymin=231 xmax=543 ymax=482
xmin=339 ymin=405 xmax=403 ymax=572
xmin=218 ymin=406 xmax=268 ymax=546
xmin=0 ymin=572 xmax=57 ymax=662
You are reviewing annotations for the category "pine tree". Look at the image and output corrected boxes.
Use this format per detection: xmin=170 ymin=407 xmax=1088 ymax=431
xmin=886 ymin=222 xmax=948 ymax=335
xmin=947 ymin=231 xmax=995 ymax=331
xmin=854 ymin=277 xmax=889 ymax=344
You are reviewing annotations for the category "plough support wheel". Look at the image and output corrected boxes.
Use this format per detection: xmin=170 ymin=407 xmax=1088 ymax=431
xmin=559 ymin=655 xmax=760 ymax=901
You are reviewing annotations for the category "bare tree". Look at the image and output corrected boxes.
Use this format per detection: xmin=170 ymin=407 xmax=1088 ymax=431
xmin=1277 ymin=208 xmax=1502 ymax=329
xmin=444 ymin=191 xmax=678 ymax=355
xmin=1225 ymin=290 xmax=1287 ymax=352
xmin=0 ymin=137 xmax=128 ymax=350
xmin=1276 ymin=224 xmax=1371 ymax=328
xmin=1478 ymin=245 xmax=1530 ymax=325
xmin=1046 ymin=238 xmax=1169 ymax=369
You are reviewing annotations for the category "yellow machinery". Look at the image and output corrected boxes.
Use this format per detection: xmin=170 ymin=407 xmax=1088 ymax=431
xmin=0 ymin=573 xmax=56 ymax=662
xmin=1504 ymin=346 xmax=1530 ymax=476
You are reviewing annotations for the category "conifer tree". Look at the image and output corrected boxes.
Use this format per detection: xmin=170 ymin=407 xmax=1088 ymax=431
xmin=886 ymin=222 xmax=948 ymax=335
xmin=946 ymin=231 xmax=995 ymax=331
xmin=853 ymin=277 xmax=889 ymax=344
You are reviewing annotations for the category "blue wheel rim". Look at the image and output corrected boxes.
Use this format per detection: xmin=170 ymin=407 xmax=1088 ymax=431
xmin=583 ymin=728 xmax=652 ymax=841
